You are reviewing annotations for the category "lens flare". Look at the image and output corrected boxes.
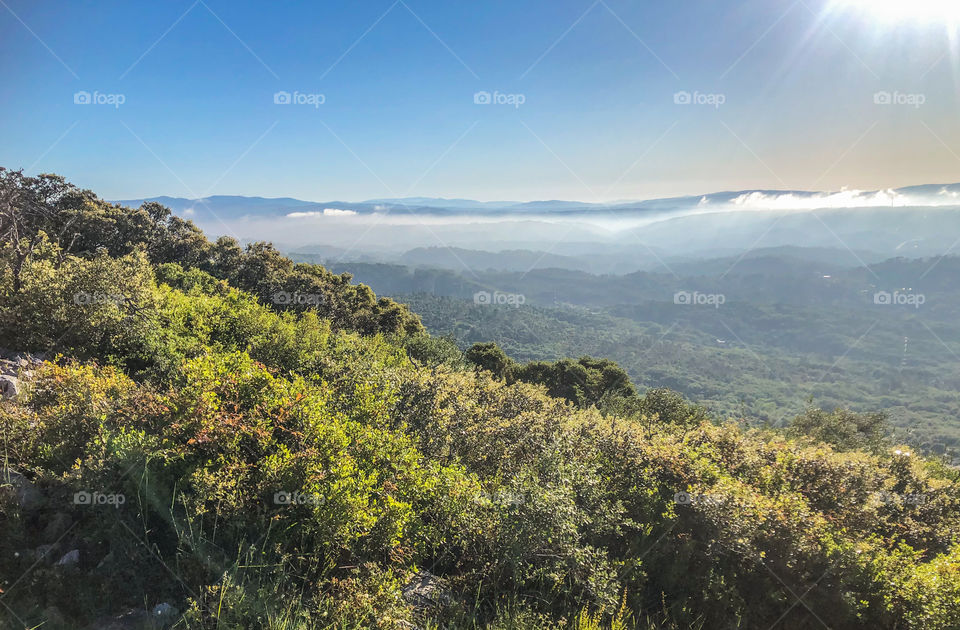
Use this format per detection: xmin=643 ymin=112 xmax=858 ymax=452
xmin=834 ymin=0 xmax=960 ymax=21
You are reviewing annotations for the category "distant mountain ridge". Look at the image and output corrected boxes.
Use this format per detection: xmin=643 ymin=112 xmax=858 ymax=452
xmin=113 ymin=182 xmax=960 ymax=220
xmin=114 ymin=186 xmax=960 ymax=267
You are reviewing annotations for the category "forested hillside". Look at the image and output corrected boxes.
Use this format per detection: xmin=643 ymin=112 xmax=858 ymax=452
xmin=2 ymin=169 xmax=960 ymax=629
xmin=312 ymin=256 xmax=960 ymax=458
xmin=398 ymin=294 xmax=960 ymax=458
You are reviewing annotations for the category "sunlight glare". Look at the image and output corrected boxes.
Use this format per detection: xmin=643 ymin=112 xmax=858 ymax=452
xmin=835 ymin=0 xmax=960 ymax=22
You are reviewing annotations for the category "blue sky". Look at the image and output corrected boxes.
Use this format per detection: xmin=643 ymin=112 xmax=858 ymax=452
xmin=1 ymin=0 xmax=958 ymax=201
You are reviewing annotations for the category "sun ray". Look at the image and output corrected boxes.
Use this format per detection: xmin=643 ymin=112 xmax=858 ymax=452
xmin=829 ymin=0 xmax=960 ymax=22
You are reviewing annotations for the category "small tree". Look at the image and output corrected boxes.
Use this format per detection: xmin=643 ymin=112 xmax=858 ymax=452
xmin=0 ymin=168 xmax=85 ymax=292
xmin=465 ymin=342 xmax=514 ymax=380
xmin=637 ymin=387 xmax=709 ymax=427
xmin=790 ymin=407 xmax=890 ymax=452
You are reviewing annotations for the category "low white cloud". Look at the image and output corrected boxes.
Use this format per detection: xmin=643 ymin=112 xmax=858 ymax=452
xmin=727 ymin=189 xmax=913 ymax=210
xmin=286 ymin=211 xmax=322 ymax=218
xmin=286 ymin=208 xmax=358 ymax=218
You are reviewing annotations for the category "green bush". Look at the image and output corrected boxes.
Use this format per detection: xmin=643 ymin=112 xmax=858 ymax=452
xmin=2 ymin=171 xmax=960 ymax=629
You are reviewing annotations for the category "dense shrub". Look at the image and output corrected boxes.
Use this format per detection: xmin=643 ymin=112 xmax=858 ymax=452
xmin=0 ymin=167 xmax=423 ymax=337
xmin=2 ymin=172 xmax=959 ymax=628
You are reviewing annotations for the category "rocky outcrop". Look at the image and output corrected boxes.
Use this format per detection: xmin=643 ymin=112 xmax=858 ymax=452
xmin=56 ymin=548 xmax=80 ymax=566
xmin=402 ymin=570 xmax=455 ymax=610
xmin=2 ymin=468 xmax=46 ymax=511
xmin=0 ymin=349 xmax=43 ymax=400
xmin=0 ymin=374 xmax=19 ymax=399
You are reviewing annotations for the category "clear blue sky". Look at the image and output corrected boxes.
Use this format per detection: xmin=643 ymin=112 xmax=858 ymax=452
xmin=1 ymin=0 xmax=958 ymax=201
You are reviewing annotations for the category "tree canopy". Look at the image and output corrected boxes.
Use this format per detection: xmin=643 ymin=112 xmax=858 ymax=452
xmin=1 ymin=171 xmax=958 ymax=630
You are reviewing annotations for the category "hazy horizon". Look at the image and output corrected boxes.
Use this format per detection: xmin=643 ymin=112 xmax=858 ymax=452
xmin=110 ymin=181 xmax=960 ymax=207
